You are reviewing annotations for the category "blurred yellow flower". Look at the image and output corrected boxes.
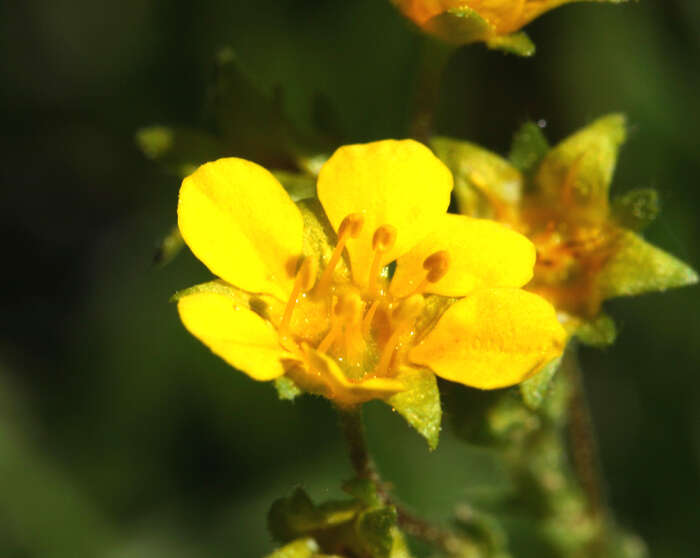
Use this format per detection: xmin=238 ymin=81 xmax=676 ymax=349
xmin=391 ymin=0 xmax=625 ymax=51
xmin=433 ymin=115 xmax=698 ymax=339
xmin=175 ymin=139 xmax=565 ymax=407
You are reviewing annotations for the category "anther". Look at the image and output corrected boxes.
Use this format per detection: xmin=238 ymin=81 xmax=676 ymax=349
xmin=315 ymin=213 xmax=364 ymax=297
xmin=279 ymin=256 xmax=318 ymax=336
xmin=368 ymin=224 xmax=397 ymax=295
xmin=423 ymin=250 xmax=450 ymax=283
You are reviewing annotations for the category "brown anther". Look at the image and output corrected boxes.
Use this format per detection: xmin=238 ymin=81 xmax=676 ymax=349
xmin=423 ymin=250 xmax=450 ymax=283
xmin=339 ymin=213 xmax=365 ymax=239
xmin=372 ymin=224 xmax=397 ymax=253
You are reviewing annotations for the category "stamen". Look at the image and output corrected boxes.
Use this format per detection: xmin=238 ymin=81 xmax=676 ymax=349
xmin=375 ymin=294 xmax=425 ymax=377
xmin=362 ymin=299 xmax=380 ymax=337
xmin=317 ymin=291 xmax=363 ymax=354
xmin=279 ymin=257 xmax=318 ymax=336
xmin=315 ymin=213 xmax=364 ymax=297
xmin=368 ymin=224 xmax=397 ymax=295
xmin=412 ymin=250 xmax=450 ymax=295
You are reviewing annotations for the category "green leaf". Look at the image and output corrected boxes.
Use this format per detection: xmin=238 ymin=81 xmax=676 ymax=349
xmin=152 ymin=225 xmax=184 ymax=267
xmin=598 ymin=231 xmax=698 ymax=299
xmin=135 ymin=126 xmax=221 ymax=177
xmin=574 ymin=314 xmax=617 ymax=347
xmin=430 ymin=136 xmax=522 ymax=218
xmin=611 ymin=188 xmax=660 ymax=231
xmin=274 ymin=376 xmax=303 ymax=401
xmin=423 ymin=7 xmax=493 ymax=45
xmin=387 ymin=368 xmax=441 ymax=450
xmin=509 ymin=122 xmax=550 ymax=174
xmin=274 ymin=171 xmax=317 ymax=202
xmin=486 ymin=32 xmax=535 ymax=57
xmin=265 ymin=538 xmax=320 ymax=558
xmin=355 ymin=506 xmax=397 ymax=558
xmin=520 ymin=357 xmax=562 ymax=411
xmin=268 ymin=488 xmax=360 ymax=543
xmin=535 ymin=114 xmax=626 ymax=212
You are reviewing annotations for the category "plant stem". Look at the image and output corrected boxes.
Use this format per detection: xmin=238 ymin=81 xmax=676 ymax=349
xmin=336 ymin=405 xmax=467 ymax=556
xmin=566 ymin=346 xmax=607 ymax=518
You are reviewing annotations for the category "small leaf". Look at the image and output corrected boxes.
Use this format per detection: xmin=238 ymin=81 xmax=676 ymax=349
xmin=265 ymin=538 xmax=320 ymax=558
xmin=611 ymin=188 xmax=660 ymax=231
xmin=509 ymin=121 xmax=550 ymax=174
xmin=430 ymin=136 xmax=522 ymax=218
xmin=274 ymin=171 xmax=317 ymax=202
xmin=355 ymin=506 xmax=397 ymax=558
xmin=388 ymin=367 xmax=442 ymax=450
xmin=520 ymin=357 xmax=562 ymax=410
xmin=575 ymin=314 xmax=617 ymax=347
xmin=274 ymin=376 xmax=303 ymax=401
xmin=598 ymin=231 xmax=698 ymax=299
xmin=153 ymin=225 xmax=184 ymax=267
xmin=423 ymin=7 xmax=493 ymax=45
xmin=486 ymin=32 xmax=535 ymax=57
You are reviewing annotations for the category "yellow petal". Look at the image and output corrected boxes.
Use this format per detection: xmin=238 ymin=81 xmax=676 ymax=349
xmin=178 ymin=158 xmax=304 ymax=300
xmin=391 ymin=214 xmax=535 ymax=297
xmin=291 ymin=346 xmax=405 ymax=407
xmin=178 ymin=289 xmax=294 ymax=381
xmin=409 ymin=288 xmax=566 ymax=389
xmin=317 ymin=140 xmax=452 ymax=287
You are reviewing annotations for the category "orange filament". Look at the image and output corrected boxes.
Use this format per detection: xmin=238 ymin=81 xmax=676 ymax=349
xmin=375 ymin=294 xmax=425 ymax=377
xmin=362 ymin=299 xmax=381 ymax=337
xmin=368 ymin=224 xmax=397 ymax=295
xmin=279 ymin=257 xmax=318 ymax=336
xmin=412 ymin=250 xmax=451 ymax=295
xmin=317 ymin=291 xmax=364 ymax=355
xmin=315 ymin=213 xmax=364 ymax=297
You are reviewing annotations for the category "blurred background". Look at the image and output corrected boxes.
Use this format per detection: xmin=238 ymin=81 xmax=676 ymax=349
xmin=1 ymin=1 xmax=699 ymax=556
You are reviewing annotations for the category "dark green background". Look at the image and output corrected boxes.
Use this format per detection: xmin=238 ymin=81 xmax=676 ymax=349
xmin=1 ymin=1 xmax=698 ymax=556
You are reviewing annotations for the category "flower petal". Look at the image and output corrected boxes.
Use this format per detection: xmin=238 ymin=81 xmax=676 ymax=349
xmin=409 ymin=288 xmax=566 ymax=389
xmin=317 ymin=140 xmax=452 ymax=287
xmin=177 ymin=287 xmax=295 ymax=381
xmin=391 ymin=214 xmax=535 ymax=297
xmin=178 ymin=158 xmax=304 ymax=300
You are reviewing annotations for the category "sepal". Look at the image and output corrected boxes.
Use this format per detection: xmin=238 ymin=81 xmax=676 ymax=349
xmin=486 ymin=32 xmax=535 ymax=57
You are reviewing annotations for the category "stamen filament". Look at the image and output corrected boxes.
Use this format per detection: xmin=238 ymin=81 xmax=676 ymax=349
xmin=375 ymin=294 xmax=424 ymax=377
xmin=315 ymin=213 xmax=364 ymax=297
xmin=368 ymin=224 xmax=397 ymax=295
xmin=362 ymin=299 xmax=380 ymax=337
xmin=279 ymin=257 xmax=317 ymax=335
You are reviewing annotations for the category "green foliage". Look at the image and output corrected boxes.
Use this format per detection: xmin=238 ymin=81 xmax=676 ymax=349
xmin=520 ymin=357 xmax=562 ymax=411
xmin=598 ymin=231 xmax=698 ymax=299
xmin=135 ymin=126 xmax=221 ymax=178
xmin=509 ymin=122 xmax=550 ymax=175
xmin=611 ymin=188 xmax=660 ymax=231
xmin=575 ymin=313 xmax=617 ymax=347
xmin=388 ymin=367 xmax=442 ymax=450
xmin=265 ymin=538 xmax=321 ymax=558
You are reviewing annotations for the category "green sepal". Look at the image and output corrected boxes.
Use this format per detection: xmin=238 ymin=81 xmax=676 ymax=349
xmin=598 ymin=231 xmax=698 ymax=299
xmin=423 ymin=7 xmax=493 ymax=45
xmin=536 ymin=114 xmax=626 ymax=214
xmin=509 ymin=121 xmax=550 ymax=175
xmin=520 ymin=357 xmax=562 ymax=410
xmin=611 ymin=188 xmax=660 ymax=231
xmin=574 ymin=313 xmax=617 ymax=347
xmin=355 ymin=506 xmax=398 ymax=558
xmin=268 ymin=488 xmax=361 ymax=543
xmin=135 ymin=125 xmax=221 ymax=178
xmin=486 ymin=32 xmax=535 ymax=57
xmin=387 ymin=367 xmax=441 ymax=450
xmin=430 ymin=136 xmax=522 ymax=218
xmin=274 ymin=171 xmax=317 ymax=202
xmin=264 ymin=538 xmax=320 ymax=558
xmin=274 ymin=376 xmax=303 ymax=401
xmin=152 ymin=225 xmax=184 ymax=267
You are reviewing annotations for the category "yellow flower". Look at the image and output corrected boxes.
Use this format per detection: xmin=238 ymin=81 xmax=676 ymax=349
xmin=433 ymin=116 xmax=698 ymax=338
xmin=391 ymin=0 xmax=624 ymax=50
xmin=175 ymin=139 xmax=565 ymax=408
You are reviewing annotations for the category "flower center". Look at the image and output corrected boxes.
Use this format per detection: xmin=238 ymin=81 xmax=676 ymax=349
xmin=279 ymin=213 xmax=450 ymax=380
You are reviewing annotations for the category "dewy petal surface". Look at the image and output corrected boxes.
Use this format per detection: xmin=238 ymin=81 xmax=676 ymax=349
xmin=317 ymin=140 xmax=452 ymax=287
xmin=391 ymin=214 xmax=535 ymax=297
xmin=409 ymin=288 xmax=566 ymax=389
xmin=178 ymin=158 xmax=304 ymax=300
xmin=178 ymin=290 xmax=292 ymax=381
